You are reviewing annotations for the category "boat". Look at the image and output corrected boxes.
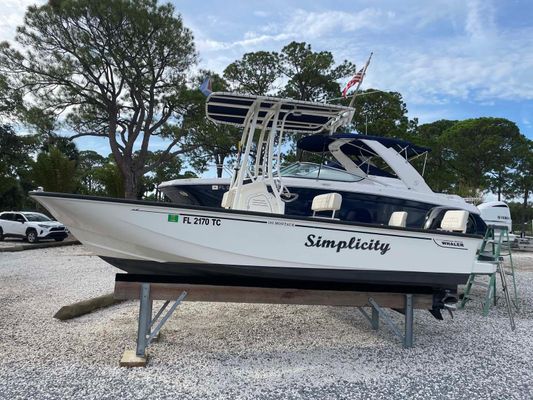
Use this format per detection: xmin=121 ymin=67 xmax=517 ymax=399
xmin=30 ymin=92 xmax=493 ymax=313
xmin=158 ymin=131 xmax=487 ymax=236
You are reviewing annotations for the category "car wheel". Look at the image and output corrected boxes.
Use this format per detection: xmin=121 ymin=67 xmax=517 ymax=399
xmin=26 ymin=229 xmax=38 ymax=244
xmin=0 ymin=228 xmax=4 ymax=241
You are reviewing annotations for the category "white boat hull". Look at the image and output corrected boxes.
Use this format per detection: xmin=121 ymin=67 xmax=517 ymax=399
xmin=31 ymin=193 xmax=485 ymax=294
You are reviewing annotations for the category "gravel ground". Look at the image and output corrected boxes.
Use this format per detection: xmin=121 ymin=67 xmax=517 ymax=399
xmin=0 ymin=246 xmax=532 ymax=400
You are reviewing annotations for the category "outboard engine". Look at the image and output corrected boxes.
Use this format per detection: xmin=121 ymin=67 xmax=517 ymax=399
xmin=478 ymin=201 xmax=512 ymax=232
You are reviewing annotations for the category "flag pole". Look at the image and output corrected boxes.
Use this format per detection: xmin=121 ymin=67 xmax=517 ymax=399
xmin=348 ymin=52 xmax=373 ymax=109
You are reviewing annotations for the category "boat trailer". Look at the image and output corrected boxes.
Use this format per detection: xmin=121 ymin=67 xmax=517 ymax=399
xmin=114 ymin=273 xmax=437 ymax=367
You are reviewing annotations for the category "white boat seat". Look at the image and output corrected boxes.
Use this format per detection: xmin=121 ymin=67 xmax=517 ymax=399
xmin=388 ymin=211 xmax=408 ymax=227
xmin=440 ymin=210 xmax=469 ymax=233
xmin=312 ymin=193 xmax=342 ymax=219
xmin=221 ymin=183 xmax=285 ymax=214
xmin=221 ymin=188 xmax=236 ymax=209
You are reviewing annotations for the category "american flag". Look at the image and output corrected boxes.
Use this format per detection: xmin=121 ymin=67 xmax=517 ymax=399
xmin=342 ymin=68 xmax=365 ymax=97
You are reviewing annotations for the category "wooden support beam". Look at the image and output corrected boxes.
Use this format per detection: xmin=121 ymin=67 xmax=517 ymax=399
xmin=54 ymin=293 xmax=124 ymax=320
xmin=114 ymin=281 xmax=433 ymax=309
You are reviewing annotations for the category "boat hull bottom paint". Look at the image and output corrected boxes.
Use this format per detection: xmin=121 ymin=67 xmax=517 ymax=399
xmin=101 ymin=256 xmax=467 ymax=294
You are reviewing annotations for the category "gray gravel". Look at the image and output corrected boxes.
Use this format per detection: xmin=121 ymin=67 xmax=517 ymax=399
xmin=1 ymin=246 xmax=532 ymax=400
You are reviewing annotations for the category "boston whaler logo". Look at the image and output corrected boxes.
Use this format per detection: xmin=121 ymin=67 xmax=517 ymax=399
xmin=433 ymin=239 xmax=466 ymax=250
xmin=305 ymin=234 xmax=391 ymax=255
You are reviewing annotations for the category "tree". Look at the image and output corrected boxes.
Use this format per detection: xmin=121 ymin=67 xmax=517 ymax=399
xmin=279 ymin=42 xmax=356 ymax=102
xmin=223 ymin=51 xmax=281 ymax=95
xmin=348 ymin=89 xmax=415 ymax=138
xmin=21 ymin=107 xmax=81 ymax=161
xmin=412 ymin=120 xmax=458 ymax=192
xmin=508 ymin=202 xmax=533 ymax=234
xmin=442 ymin=118 xmax=524 ymax=194
xmin=93 ymin=156 xmax=125 ymax=198
xmin=40 ymin=134 xmax=80 ymax=163
xmin=0 ymin=0 xmax=198 ymax=199
xmin=0 ymin=125 xmax=36 ymax=209
xmin=77 ymin=150 xmax=106 ymax=194
xmin=186 ymin=72 xmax=241 ymax=177
xmin=31 ymin=147 xmax=78 ymax=192
xmin=505 ymin=139 xmax=533 ymax=224
xmin=0 ymin=73 xmax=23 ymax=118
xmin=142 ymin=150 xmax=196 ymax=200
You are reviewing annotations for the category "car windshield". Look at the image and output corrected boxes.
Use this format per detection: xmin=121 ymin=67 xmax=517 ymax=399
xmin=280 ymin=162 xmax=364 ymax=182
xmin=23 ymin=213 xmax=52 ymax=222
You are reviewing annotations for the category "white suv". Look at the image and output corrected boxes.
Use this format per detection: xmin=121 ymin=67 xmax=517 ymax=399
xmin=0 ymin=211 xmax=68 ymax=243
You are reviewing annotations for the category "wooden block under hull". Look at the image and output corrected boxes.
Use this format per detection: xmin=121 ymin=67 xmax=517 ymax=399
xmin=114 ymin=280 xmax=434 ymax=309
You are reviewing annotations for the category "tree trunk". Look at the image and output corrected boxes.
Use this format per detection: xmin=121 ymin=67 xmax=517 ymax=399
xmin=121 ymin=165 xmax=143 ymax=200
xmin=215 ymin=153 xmax=225 ymax=178
xmin=523 ymin=189 xmax=530 ymax=225
xmin=123 ymin=172 xmax=137 ymax=200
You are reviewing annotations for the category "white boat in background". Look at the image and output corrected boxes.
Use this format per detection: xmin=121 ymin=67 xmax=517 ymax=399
xmin=31 ymin=92 xmax=494 ymax=315
xmin=159 ymin=132 xmax=487 ymax=236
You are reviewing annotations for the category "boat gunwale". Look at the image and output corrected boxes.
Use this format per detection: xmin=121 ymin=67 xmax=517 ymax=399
xmin=30 ymin=191 xmax=484 ymax=240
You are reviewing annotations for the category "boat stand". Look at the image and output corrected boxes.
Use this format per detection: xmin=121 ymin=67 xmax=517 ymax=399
xmin=358 ymin=295 xmax=414 ymax=348
xmin=114 ymin=274 xmax=433 ymax=367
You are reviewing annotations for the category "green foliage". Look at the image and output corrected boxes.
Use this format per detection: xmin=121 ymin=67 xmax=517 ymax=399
xmin=348 ymin=89 xmax=415 ymax=138
xmin=40 ymin=134 xmax=80 ymax=163
xmin=279 ymin=42 xmax=356 ymax=101
xmin=505 ymin=139 xmax=533 ymax=213
xmin=1 ymin=0 xmax=197 ymax=198
xmin=22 ymin=107 xmax=56 ymax=136
xmin=77 ymin=150 xmax=106 ymax=194
xmin=0 ymin=74 xmax=23 ymax=117
xmin=509 ymin=202 xmax=533 ymax=233
xmin=31 ymin=147 xmax=78 ymax=192
xmin=92 ymin=157 xmax=125 ymax=198
xmin=0 ymin=125 xmax=36 ymax=210
xmin=443 ymin=118 xmax=523 ymax=193
xmin=412 ymin=120 xmax=458 ymax=192
xmin=224 ymin=51 xmax=281 ymax=95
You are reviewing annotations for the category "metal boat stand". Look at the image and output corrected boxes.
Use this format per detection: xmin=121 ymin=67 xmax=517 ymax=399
xmin=114 ymin=274 xmax=433 ymax=367
xmin=358 ymin=295 xmax=415 ymax=348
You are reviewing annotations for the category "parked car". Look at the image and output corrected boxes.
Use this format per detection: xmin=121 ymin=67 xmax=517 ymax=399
xmin=0 ymin=211 xmax=68 ymax=243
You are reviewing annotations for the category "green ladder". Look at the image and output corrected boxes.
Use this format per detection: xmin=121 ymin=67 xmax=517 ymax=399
xmin=459 ymin=225 xmax=518 ymax=325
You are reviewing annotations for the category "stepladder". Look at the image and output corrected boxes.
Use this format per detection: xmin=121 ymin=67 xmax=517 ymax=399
xmin=459 ymin=225 xmax=518 ymax=329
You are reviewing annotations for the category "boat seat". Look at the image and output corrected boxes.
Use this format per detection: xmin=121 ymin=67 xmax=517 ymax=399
xmin=439 ymin=210 xmax=469 ymax=233
xmin=221 ymin=182 xmax=285 ymax=214
xmin=312 ymin=193 xmax=342 ymax=219
xmin=221 ymin=188 xmax=236 ymax=209
xmin=388 ymin=211 xmax=408 ymax=227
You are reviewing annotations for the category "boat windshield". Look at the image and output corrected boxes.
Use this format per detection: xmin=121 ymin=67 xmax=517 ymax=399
xmin=280 ymin=162 xmax=365 ymax=182
xmin=23 ymin=213 xmax=52 ymax=222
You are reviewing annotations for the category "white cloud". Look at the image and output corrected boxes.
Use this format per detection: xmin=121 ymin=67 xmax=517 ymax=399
xmin=3 ymin=1 xmax=533 ymax=111
xmin=0 ymin=0 xmax=43 ymax=42
xmin=282 ymin=8 xmax=388 ymax=38
xmin=185 ymin=1 xmax=533 ymax=108
xmin=253 ymin=10 xmax=270 ymax=18
xmin=465 ymin=0 xmax=496 ymax=39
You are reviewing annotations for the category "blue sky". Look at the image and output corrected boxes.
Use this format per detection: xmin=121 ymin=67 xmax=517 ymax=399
xmin=1 ymin=0 xmax=533 ymax=157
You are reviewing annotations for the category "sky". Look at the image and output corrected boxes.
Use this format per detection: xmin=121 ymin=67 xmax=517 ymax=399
xmin=1 ymin=0 xmax=533 ymax=157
